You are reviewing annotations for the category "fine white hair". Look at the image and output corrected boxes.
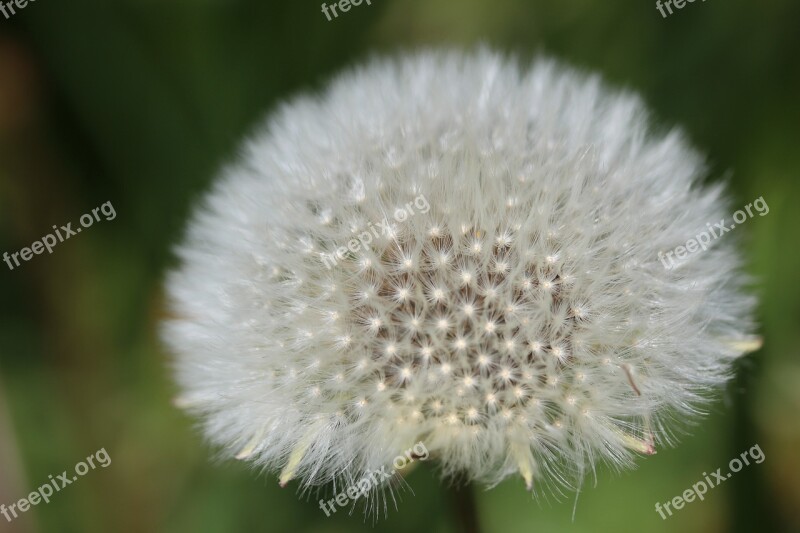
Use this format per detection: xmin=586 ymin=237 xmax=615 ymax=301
xmin=163 ymin=49 xmax=757 ymax=498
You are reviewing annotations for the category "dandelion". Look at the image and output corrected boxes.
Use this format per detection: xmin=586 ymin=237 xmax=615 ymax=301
xmin=163 ymin=49 xmax=760 ymax=509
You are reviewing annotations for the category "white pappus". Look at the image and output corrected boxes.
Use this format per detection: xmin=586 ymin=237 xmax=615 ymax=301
xmin=163 ymin=49 xmax=760 ymax=502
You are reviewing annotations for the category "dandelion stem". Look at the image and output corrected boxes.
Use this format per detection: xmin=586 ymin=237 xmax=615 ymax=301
xmin=448 ymin=483 xmax=482 ymax=533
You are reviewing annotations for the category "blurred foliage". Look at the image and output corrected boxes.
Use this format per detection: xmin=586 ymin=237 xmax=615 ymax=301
xmin=0 ymin=0 xmax=798 ymax=532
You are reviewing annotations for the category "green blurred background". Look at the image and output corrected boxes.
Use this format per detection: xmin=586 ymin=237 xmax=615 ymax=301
xmin=0 ymin=0 xmax=798 ymax=532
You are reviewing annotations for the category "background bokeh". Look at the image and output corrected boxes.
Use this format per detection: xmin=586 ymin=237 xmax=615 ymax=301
xmin=0 ymin=1 xmax=798 ymax=532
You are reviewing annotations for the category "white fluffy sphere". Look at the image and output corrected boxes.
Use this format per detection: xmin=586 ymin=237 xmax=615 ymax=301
xmin=163 ymin=49 xmax=757 ymax=494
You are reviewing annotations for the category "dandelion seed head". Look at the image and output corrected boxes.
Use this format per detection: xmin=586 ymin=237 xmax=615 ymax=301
xmin=164 ymin=50 xmax=757 ymax=495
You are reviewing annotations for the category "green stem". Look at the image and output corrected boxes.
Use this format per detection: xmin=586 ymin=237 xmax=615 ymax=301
xmin=448 ymin=483 xmax=481 ymax=533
